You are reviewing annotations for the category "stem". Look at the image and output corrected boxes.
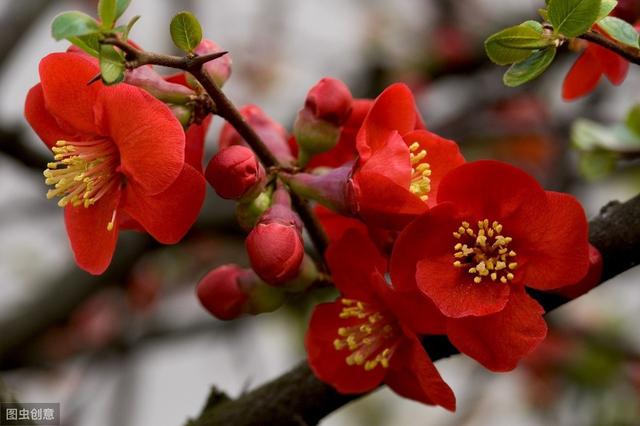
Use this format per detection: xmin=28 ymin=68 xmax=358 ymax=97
xmin=578 ymin=31 xmax=640 ymax=65
xmin=101 ymin=37 xmax=330 ymax=258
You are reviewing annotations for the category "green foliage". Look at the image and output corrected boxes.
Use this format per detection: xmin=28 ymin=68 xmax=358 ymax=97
xmin=123 ymin=15 xmax=141 ymax=40
xmin=98 ymin=0 xmax=117 ymax=28
xmin=484 ymin=24 xmax=553 ymax=65
xmin=548 ymin=0 xmax=601 ymax=37
xmin=170 ymin=11 xmax=203 ymax=53
xmin=115 ymin=0 xmax=132 ymax=21
xmin=68 ymin=33 xmax=101 ymax=57
xmin=625 ymin=105 xmax=640 ymax=136
xmin=597 ymin=0 xmax=618 ymax=20
xmin=579 ymin=150 xmax=619 ymax=180
xmin=597 ymin=16 xmax=640 ymax=47
xmin=99 ymin=44 xmax=126 ymax=85
xmin=51 ymin=11 xmax=100 ymax=41
xmin=503 ymin=47 xmax=557 ymax=87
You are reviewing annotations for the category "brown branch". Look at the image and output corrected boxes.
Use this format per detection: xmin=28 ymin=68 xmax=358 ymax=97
xmin=101 ymin=37 xmax=330 ymax=258
xmin=185 ymin=193 xmax=640 ymax=426
xmin=578 ymin=31 xmax=640 ymax=65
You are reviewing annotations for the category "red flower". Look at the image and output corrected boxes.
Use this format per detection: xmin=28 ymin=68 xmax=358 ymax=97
xmin=24 ymin=52 xmax=205 ymax=274
xmin=350 ymin=83 xmax=465 ymax=229
xmin=562 ymin=28 xmax=632 ymax=100
xmin=305 ymin=229 xmax=454 ymax=409
xmin=391 ymin=160 xmax=590 ymax=371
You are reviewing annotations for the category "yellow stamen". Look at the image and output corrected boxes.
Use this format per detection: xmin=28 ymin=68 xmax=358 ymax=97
xmin=408 ymin=141 xmax=432 ymax=202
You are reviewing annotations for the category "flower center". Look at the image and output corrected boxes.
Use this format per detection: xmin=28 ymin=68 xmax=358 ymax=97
xmin=452 ymin=219 xmax=518 ymax=284
xmin=408 ymin=142 xmax=432 ymax=201
xmin=333 ymin=298 xmax=400 ymax=371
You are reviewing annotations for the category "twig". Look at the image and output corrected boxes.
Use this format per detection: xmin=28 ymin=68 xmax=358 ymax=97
xmin=578 ymin=31 xmax=640 ymax=65
xmin=185 ymin=192 xmax=640 ymax=426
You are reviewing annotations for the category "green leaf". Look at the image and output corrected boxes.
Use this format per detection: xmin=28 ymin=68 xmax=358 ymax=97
xmin=503 ymin=47 xmax=557 ymax=87
xmin=572 ymin=119 xmax=640 ymax=152
xmin=115 ymin=0 xmax=132 ymax=20
xmin=579 ymin=150 xmax=618 ymax=180
xmin=51 ymin=11 xmax=100 ymax=41
xmin=521 ymin=20 xmax=544 ymax=33
xmin=99 ymin=44 xmax=125 ymax=85
xmin=539 ymin=8 xmax=549 ymax=21
xmin=170 ymin=11 xmax=203 ymax=53
xmin=68 ymin=33 xmax=101 ymax=57
xmin=548 ymin=0 xmax=601 ymax=37
xmin=597 ymin=0 xmax=618 ymax=20
xmin=123 ymin=15 xmax=140 ymax=40
xmin=597 ymin=16 xmax=639 ymax=47
xmin=484 ymin=24 xmax=553 ymax=65
xmin=625 ymin=105 xmax=640 ymax=136
xmin=98 ymin=0 xmax=117 ymax=27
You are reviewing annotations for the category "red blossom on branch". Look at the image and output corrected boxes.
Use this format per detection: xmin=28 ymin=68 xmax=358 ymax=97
xmin=24 ymin=52 xmax=205 ymax=274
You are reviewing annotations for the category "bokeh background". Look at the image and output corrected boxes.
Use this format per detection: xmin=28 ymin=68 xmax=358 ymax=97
xmin=1 ymin=0 xmax=640 ymax=425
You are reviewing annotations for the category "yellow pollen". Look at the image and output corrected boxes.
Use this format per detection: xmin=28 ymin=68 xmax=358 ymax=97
xmin=408 ymin=141 xmax=432 ymax=202
xmin=333 ymin=298 xmax=399 ymax=372
xmin=452 ymin=219 xmax=518 ymax=284
xmin=44 ymin=139 xmax=119 ymax=210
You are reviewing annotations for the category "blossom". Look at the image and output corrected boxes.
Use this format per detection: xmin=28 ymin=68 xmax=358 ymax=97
xmin=24 ymin=52 xmax=205 ymax=274
xmin=350 ymin=83 xmax=465 ymax=229
xmin=305 ymin=229 xmax=455 ymax=409
xmin=391 ymin=160 xmax=590 ymax=371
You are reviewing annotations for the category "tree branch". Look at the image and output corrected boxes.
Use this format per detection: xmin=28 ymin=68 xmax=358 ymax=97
xmin=578 ymin=31 xmax=640 ymax=65
xmin=186 ymin=193 xmax=640 ymax=426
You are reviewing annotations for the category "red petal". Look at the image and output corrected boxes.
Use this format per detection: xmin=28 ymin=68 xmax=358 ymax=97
xmin=385 ymin=332 xmax=456 ymax=411
xmin=379 ymin=287 xmax=447 ymax=335
xmin=555 ymin=243 xmax=603 ymax=299
xmin=436 ymin=160 xmax=547 ymax=221
xmin=39 ymin=52 xmax=101 ymax=135
xmin=517 ymin=191 xmax=590 ymax=290
xmin=402 ymin=130 xmax=465 ymax=208
xmin=185 ymin=115 xmax=213 ymax=172
xmin=95 ymin=84 xmax=185 ymax=195
xmin=315 ymin=205 xmax=369 ymax=243
xmin=446 ymin=287 xmax=547 ymax=372
xmin=591 ymin=43 xmax=629 ymax=85
xmin=356 ymin=84 xmax=417 ymax=160
xmin=305 ymin=301 xmax=386 ymax=393
xmin=326 ymin=228 xmax=387 ymax=302
xmin=24 ymin=84 xmax=73 ymax=149
xmin=122 ymin=164 xmax=205 ymax=244
xmin=64 ymin=188 xmax=120 ymax=275
xmin=562 ymin=48 xmax=602 ymax=101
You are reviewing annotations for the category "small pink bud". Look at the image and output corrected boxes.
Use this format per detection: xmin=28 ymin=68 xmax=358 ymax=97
xmin=205 ymin=146 xmax=266 ymax=200
xmin=305 ymin=77 xmax=353 ymax=125
xmin=194 ymin=39 xmax=232 ymax=87
xmin=219 ymin=105 xmax=295 ymax=164
xmin=125 ymin=66 xmax=195 ymax=104
xmin=197 ymin=265 xmax=250 ymax=320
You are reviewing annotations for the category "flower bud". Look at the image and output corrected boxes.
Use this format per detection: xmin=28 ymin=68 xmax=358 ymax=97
xmin=188 ymin=39 xmax=232 ymax=88
xmin=236 ymin=191 xmax=272 ymax=230
xmin=246 ymin=189 xmax=304 ymax=285
xmin=125 ymin=66 xmax=195 ymax=104
xmin=170 ymin=104 xmax=193 ymax=127
xmin=305 ymin=77 xmax=353 ymax=125
xmin=219 ymin=105 xmax=295 ymax=164
xmin=197 ymin=264 xmax=285 ymax=320
xmin=294 ymin=78 xmax=353 ymax=165
xmin=205 ymin=145 xmax=266 ymax=200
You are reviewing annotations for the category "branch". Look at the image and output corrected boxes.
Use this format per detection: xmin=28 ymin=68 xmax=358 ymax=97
xmin=186 ymin=193 xmax=640 ymax=426
xmin=578 ymin=31 xmax=640 ymax=65
xmin=101 ymin=38 xmax=330 ymax=258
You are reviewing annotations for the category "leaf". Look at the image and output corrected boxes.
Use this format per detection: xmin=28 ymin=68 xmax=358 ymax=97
xmin=99 ymin=44 xmax=125 ymax=85
xmin=597 ymin=16 xmax=639 ymax=47
xmin=484 ymin=24 xmax=553 ymax=65
xmin=548 ymin=0 xmax=601 ymax=37
xmin=579 ymin=150 xmax=618 ymax=180
xmin=625 ymin=105 xmax=640 ymax=136
xmin=503 ymin=47 xmax=557 ymax=87
xmin=115 ymin=0 xmax=132 ymax=20
xmin=98 ymin=0 xmax=117 ymax=28
xmin=51 ymin=11 xmax=100 ymax=41
xmin=539 ymin=8 xmax=549 ymax=21
xmin=597 ymin=0 xmax=618 ymax=20
xmin=572 ymin=119 xmax=640 ymax=152
xmin=170 ymin=11 xmax=203 ymax=53
xmin=521 ymin=20 xmax=544 ymax=33
xmin=68 ymin=33 xmax=101 ymax=57
xmin=123 ymin=15 xmax=141 ymax=40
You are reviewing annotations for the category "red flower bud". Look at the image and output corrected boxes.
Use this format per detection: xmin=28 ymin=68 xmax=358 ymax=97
xmin=205 ymin=145 xmax=266 ymax=200
xmin=197 ymin=265 xmax=250 ymax=320
xmin=246 ymin=189 xmax=304 ymax=285
xmin=305 ymin=77 xmax=353 ymax=126
xmin=219 ymin=105 xmax=295 ymax=164
xmin=125 ymin=65 xmax=195 ymax=104
xmin=193 ymin=39 xmax=232 ymax=87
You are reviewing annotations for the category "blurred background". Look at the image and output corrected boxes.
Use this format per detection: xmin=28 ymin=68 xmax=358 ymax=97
xmin=1 ymin=0 xmax=640 ymax=425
